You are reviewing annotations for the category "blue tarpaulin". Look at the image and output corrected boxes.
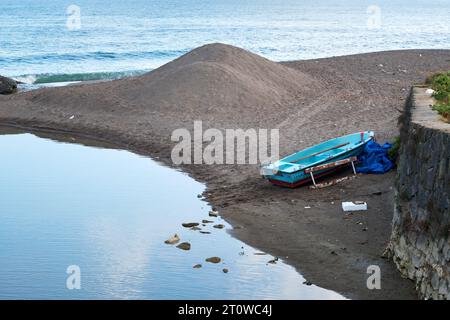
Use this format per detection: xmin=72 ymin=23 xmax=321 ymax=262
xmin=356 ymin=140 xmax=394 ymax=174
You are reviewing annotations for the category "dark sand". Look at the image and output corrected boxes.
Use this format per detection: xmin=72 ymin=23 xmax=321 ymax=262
xmin=1 ymin=44 xmax=450 ymax=299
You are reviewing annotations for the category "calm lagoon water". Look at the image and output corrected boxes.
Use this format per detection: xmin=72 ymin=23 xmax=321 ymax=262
xmin=1 ymin=0 xmax=449 ymax=84
xmin=0 ymin=133 xmax=344 ymax=299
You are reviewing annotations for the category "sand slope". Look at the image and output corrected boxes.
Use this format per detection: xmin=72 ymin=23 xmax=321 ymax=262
xmin=1 ymin=44 xmax=317 ymax=128
xmin=128 ymin=43 xmax=316 ymax=113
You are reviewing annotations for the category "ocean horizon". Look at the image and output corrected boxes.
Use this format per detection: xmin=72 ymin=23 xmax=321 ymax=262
xmin=1 ymin=0 xmax=450 ymax=84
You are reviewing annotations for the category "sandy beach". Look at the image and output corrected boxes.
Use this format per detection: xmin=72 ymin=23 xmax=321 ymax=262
xmin=1 ymin=43 xmax=450 ymax=299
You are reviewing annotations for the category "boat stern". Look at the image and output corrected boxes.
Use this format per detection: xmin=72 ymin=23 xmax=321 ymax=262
xmin=261 ymin=161 xmax=309 ymax=187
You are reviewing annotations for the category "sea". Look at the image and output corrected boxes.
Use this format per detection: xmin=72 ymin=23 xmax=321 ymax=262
xmin=0 ymin=0 xmax=449 ymax=85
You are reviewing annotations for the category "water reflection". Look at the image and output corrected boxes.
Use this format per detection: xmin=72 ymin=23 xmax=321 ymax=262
xmin=0 ymin=131 xmax=344 ymax=299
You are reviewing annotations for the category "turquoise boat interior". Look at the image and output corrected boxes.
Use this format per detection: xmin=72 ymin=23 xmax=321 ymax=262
xmin=262 ymin=131 xmax=374 ymax=186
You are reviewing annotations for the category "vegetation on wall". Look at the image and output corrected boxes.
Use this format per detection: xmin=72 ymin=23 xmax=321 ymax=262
xmin=426 ymin=71 xmax=450 ymax=122
xmin=388 ymin=136 xmax=401 ymax=163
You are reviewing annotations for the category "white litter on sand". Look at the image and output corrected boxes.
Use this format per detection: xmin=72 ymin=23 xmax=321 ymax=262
xmin=342 ymin=201 xmax=367 ymax=212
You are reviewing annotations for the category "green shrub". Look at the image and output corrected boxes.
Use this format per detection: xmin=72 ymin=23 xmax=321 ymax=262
xmin=426 ymin=71 xmax=450 ymax=88
xmin=388 ymin=136 xmax=400 ymax=162
xmin=426 ymin=71 xmax=450 ymax=121
xmin=432 ymin=102 xmax=450 ymax=116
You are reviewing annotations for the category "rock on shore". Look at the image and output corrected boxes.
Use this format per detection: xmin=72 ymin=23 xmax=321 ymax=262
xmin=0 ymin=75 xmax=17 ymax=94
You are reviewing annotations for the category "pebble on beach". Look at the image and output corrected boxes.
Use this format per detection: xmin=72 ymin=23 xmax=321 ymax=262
xmin=205 ymin=257 xmax=221 ymax=263
xmin=209 ymin=211 xmax=219 ymax=217
xmin=182 ymin=222 xmax=199 ymax=228
xmin=176 ymin=242 xmax=191 ymax=250
xmin=164 ymin=234 xmax=180 ymax=245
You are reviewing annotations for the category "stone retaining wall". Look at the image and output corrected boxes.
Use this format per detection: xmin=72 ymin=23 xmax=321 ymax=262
xmin=387 ymin=87 xmax=450 ymax=300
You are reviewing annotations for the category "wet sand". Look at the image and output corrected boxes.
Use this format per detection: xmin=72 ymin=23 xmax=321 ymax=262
xmin=1 ymin=44 xmax=450 ymax=299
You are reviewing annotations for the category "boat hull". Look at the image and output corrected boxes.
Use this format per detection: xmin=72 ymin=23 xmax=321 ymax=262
xmin=262 ymin=131 xmax=373 ymax=188
xmin=267 ymin=146 xmax=363 ymax=187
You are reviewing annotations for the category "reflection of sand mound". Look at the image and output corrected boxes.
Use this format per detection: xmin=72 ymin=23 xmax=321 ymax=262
xmin=122 ymin=43 xmax=316 ymax=113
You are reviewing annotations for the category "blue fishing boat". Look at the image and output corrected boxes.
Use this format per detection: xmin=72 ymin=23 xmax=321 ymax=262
xmin=261 ymin=131 xmax=374 ymax=188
